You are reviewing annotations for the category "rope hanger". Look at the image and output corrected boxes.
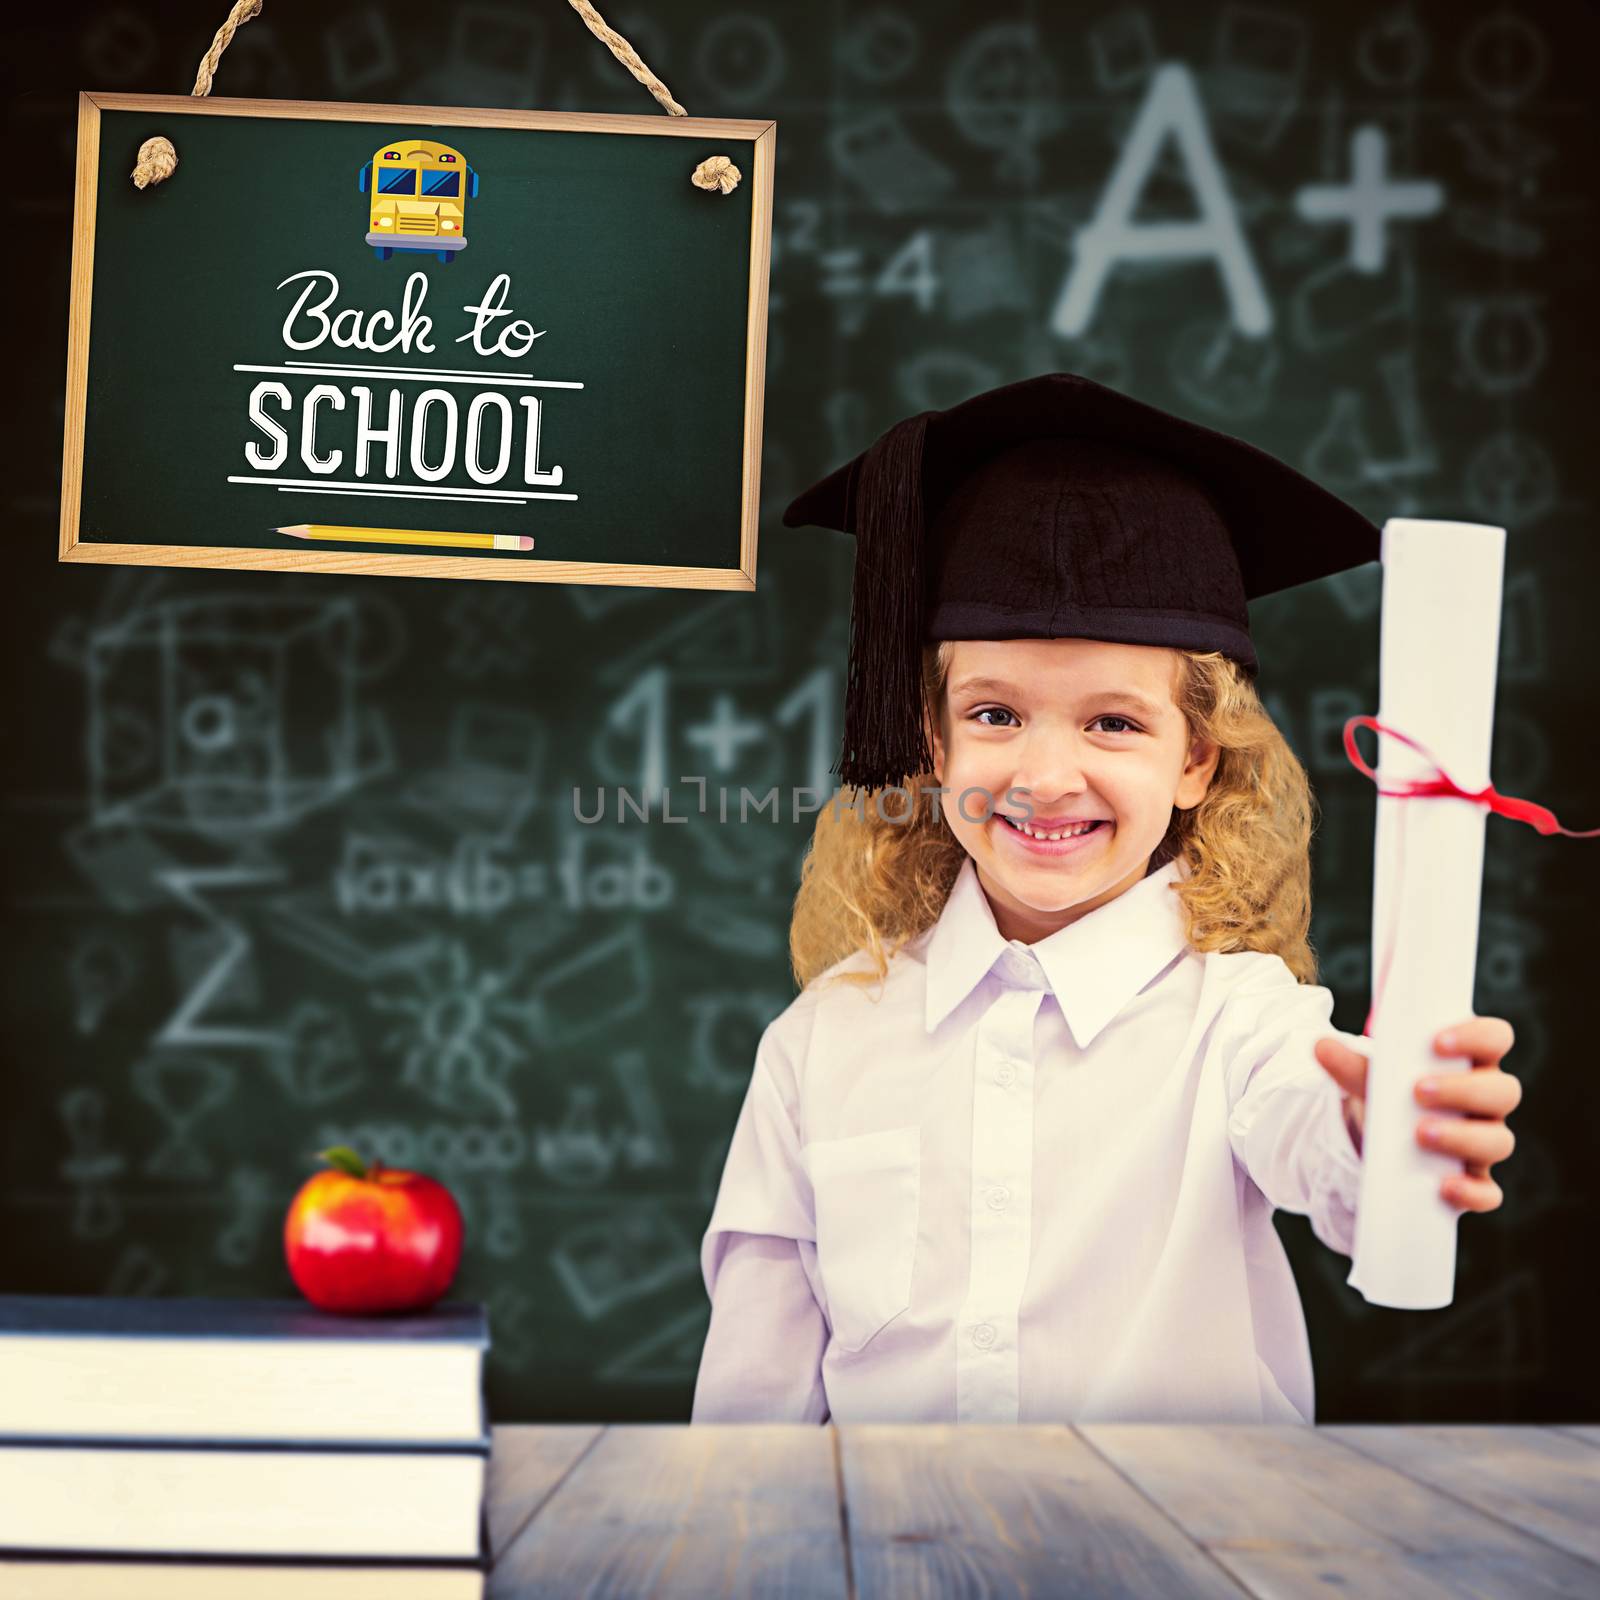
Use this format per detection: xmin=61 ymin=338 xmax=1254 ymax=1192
xmin=131 ymin=0 xmax=741 ymax=195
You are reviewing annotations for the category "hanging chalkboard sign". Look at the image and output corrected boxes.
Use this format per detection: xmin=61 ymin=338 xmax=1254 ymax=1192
xmin=59 ymin=93 xmax=775 ymax=589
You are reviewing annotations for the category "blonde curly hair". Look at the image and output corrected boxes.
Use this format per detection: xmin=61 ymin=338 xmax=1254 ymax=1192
xmin=788 ymin=640 xmax=1320 ymax=994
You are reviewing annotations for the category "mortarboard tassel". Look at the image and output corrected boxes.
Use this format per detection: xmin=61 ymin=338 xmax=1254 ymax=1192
xmin=838 ymin=410 xmax=934 ymax=793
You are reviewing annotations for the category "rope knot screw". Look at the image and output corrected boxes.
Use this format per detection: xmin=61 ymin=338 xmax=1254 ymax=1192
xmin=131 ymin=136 xmax=178 ymax=189
xmin=691 ymin=155 xmax=742 ymax=195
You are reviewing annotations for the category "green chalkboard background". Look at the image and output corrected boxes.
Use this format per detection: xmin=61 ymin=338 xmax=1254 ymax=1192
xmin=6 ymin=0 xmax=1599 ymax=1428
xmin=78 ymin=105 xmax=759 ymax=569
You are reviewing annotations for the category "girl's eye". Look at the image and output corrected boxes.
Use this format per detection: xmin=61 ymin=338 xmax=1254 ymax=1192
xmin=970 ymin=709 xmax=1143 ymax=734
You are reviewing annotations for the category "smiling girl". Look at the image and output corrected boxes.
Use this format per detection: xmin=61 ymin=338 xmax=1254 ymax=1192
xmin=690 ymin=374 xmax=1522 ymax=1425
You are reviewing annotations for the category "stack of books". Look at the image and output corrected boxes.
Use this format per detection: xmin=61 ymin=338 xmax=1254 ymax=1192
xmin=0 ymin=1295 xmax=491 ymax=1598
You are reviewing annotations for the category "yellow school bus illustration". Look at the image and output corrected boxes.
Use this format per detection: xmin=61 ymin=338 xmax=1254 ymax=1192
xmin=358 ymin=139 xmax=480 ymax=264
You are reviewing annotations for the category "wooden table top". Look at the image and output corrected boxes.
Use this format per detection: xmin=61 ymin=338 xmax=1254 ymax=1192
xmin=484 ymin=1423 xmax=1599 ymax=1597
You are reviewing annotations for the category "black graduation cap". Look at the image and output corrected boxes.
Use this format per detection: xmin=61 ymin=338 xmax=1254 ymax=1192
xmin=782 ymin=371 xmax=1381 ymax=792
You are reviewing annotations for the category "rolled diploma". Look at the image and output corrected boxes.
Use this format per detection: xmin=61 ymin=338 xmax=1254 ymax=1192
xmin=1347 ymin=518 xmax=1505 ymax=1309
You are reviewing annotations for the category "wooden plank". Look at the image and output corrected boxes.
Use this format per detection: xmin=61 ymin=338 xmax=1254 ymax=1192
xmin=1082 ymin=1425 xmax=1539 ymax=1553
xmin=1323 ymin=1426 xmax=1600 ymax=1567
xmin=1550 ymin=1426 xmax=1600 ymax=1452
xmin=485 ymin=1425 xmax=603 ymax=1561
xmin=839 ymin=1425 xmax=1244 ymax=1598
xmin=1081 ymin=1425 xmax=1598 ymax=1600
xmin=490 ymin=1424 xmax=846 ymax=1599
xmin=1214 ymin=1546 xmax=1598 ymax=1599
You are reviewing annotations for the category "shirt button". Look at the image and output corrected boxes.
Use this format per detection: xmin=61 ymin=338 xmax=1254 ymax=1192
xmin=972 ymin=1323 xmax=996 ymax=1350
xmin=994 ymin=1062 xmax=1016 ymax=1087
xmin=987 ymin=1186 xmax=1010 ymax=1211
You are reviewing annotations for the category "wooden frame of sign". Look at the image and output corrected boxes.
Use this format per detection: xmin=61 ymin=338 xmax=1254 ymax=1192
xmin=59 ymin=92 xmax=775 ymax=590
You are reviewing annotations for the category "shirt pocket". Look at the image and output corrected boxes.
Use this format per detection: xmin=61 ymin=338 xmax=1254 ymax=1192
xmin=801 ymin=1124 xmax=920 ymax=1355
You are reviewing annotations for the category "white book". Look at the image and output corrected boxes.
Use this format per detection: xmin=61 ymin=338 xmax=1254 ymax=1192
xmin=0 ymin=1559 xmax=485 ymax=1600
xmin=0 ymin=1444 xmax=487 ymax=1559
xmin=0 ymin=1297 xmax=487 ymax=1445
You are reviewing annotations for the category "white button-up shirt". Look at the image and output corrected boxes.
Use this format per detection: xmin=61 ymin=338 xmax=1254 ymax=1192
xmin=691 ymin=855 xmax=1368 ymax=1425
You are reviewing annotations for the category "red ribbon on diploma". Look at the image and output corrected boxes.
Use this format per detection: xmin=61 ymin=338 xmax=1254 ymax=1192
xmin=1342 ymin=715 xmax=1600 ymax=1037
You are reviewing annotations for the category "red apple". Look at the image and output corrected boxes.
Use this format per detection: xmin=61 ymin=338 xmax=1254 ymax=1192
xmin=284 ymin=1146 xmax=464 ymax=1315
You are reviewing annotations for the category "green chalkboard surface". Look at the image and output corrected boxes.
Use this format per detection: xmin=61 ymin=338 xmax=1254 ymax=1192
xmin=11 ymin=0 xmax=1597 ymax=1430
xmin=61 ymin=94 xmax=775 ymax=588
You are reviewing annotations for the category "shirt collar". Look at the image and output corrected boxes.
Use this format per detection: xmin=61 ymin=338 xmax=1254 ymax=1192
xmin=923 ymin=856 xmax=1190 ymax=1048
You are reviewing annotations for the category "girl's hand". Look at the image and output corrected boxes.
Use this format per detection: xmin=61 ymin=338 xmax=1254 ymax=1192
xmin=1313 ymin=1017 xmax=1521 ymax=1213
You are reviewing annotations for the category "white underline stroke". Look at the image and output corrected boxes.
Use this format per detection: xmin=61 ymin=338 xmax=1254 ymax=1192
xmin=235 ymin=364 xmax=583 ymax=389
xmin=275 ymin=485 xmax=530 ymax=506
xmin=283 ymin=359 xmax=549 ymax=380
xmin=227 ymin=474 xmax=576 ymax=501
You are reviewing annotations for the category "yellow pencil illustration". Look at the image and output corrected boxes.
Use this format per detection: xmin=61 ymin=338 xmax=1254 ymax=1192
xmin=274 ymin=523 xmax=534 ymax=551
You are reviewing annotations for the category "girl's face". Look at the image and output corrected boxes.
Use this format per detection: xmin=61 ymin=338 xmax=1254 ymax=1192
xmin=926 ymin=638 xmax=1219 ymax=944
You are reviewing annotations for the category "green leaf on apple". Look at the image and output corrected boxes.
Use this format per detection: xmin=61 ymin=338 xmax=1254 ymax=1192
xmin=318 ymin=1145 xmax=369 ymax=1179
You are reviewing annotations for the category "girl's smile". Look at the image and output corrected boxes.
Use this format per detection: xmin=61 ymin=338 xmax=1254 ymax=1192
xmin=995 ymin=814 xmax=1111 ymax=856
